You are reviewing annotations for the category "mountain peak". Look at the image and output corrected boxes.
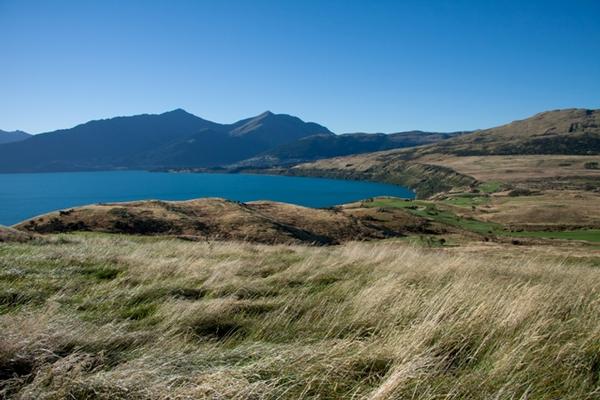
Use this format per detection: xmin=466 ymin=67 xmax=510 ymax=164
xmin=0 ymin=110 xmax=333 ymax=172
xmin=0 ymin=129 xmax=32 ymax=145
xmin=0 ymin=129 xmax=28 ymax=135
xmin=249 ymin=111 xmax=275 ymax=121
xmin=162 ymin=108 xmax=192 ymax=116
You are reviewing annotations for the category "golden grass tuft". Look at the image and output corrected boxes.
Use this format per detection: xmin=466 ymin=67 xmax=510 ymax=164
xmin=1 ymin=234 xmax=599 ymax=399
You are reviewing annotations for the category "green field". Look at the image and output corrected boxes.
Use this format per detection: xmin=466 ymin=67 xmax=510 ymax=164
xmin=477 ymin=181 xmax=503 ymax=193
xmin=364 ymin=198 xmax=600 ymax=244
xmin=364 ymin=197 xmax=501 ymax=235
xmin=442 ymin=193 xmax=490 ymax=208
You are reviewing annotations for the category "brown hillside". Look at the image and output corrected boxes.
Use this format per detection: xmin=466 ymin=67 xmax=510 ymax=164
xmin=0 ymin=225 xmax=36 ymax=242
xmin=14 ymin=198 xmax=444 ymax=245
xmin=416 ymin=108 xmax=600 ymax=156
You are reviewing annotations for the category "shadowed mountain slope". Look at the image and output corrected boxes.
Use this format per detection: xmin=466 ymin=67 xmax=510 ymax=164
xmin=229 ymin=111 xmax=333 ymax=147
xmin=0 ymin=110 xmax=332 ymax=172
xmin=0 ymin=109 xmax=217 ymax=172
xmin=0 ymin=129 xmax=31 ymax=145
xmin=235 ymin=130 xmax=467 ymax=167
xmin=138 ymin=112 xmax=333 ymax=168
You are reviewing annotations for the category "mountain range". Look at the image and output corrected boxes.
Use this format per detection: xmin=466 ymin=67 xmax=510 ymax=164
xmin=1 ymin=108 xmax=598 ymax=173
xmin=0 ymin=130 xmax=31 ymax=145
xmin=0 ymin=110 xmax=334 ymax=172
xmin=0 ymin=110 xmax=461 ymax=173
xmin=234 ymin=130 xmax=468 ymax=167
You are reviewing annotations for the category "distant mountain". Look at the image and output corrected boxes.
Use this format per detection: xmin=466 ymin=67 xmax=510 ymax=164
xmin=229 ymin=111 xmax=333 ymax=147
xmin=0 ymin=130 xmax=31 ymax=145
xmin=135 ymin=112 xmax=334 ymax=168
xmin=235 ymin=130 xmax=467 ymax=167
xmin=0 ymin=110 xmax=332 ymax=172
xmin=3 ymin=108 xmax=594 ymax=174
xmin=413 ymin=108 xmax=600 ymax=156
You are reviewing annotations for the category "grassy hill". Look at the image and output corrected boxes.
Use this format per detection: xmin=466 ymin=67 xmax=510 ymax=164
xmin=0 ymin=226 xmax=35 ymax=243
xmin=246 ymin=108 xmax=600 ymax=169
xmin=12 ymin=192 xmax=600 ymax=247
xmin=1 ymin=234 xmax=599 ymax=399
xmin=13 ymin=198 xmax=449 ymax=245
xmin=414 ymin=108 xmax=600 ymax=157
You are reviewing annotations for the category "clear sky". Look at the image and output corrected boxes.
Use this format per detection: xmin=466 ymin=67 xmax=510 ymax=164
xmin=1 ymin=0 xmax=599 ymax=134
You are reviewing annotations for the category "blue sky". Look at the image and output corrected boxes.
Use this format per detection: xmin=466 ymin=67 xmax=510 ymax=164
xmin=1 ymin=0 xmax=599 ymax=134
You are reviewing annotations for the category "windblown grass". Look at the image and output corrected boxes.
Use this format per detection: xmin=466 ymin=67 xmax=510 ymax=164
xmin=1 ymin=234 xmax=599 ymax=399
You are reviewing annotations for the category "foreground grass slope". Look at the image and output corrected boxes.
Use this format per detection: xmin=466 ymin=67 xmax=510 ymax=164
xmin=1 ymin=234 xmax=599 ymax=399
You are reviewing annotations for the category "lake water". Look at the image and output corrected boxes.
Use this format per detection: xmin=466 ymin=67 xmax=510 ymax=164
xmin=0 ymin=171 xmax=414 ymax=226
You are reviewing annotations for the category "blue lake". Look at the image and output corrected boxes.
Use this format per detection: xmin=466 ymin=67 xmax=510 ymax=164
xmin=0 ymin=171 xmax=414 ymax=226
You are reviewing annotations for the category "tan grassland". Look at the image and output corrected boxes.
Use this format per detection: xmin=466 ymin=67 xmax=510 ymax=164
xmin=419 ymin=154 xmax=600 ymax=183
xmin=1 ymin=234 xmax=599 ymax=399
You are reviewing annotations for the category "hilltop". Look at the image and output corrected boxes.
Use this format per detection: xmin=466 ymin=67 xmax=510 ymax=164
xmin=0 ymin=129 xmax=30 ymax=145
xmin=12 ymin=193 xmax=600 ymax=246
xmin=14 ymin=198 xmax=448 ymax=245
xmin=413 ymin=108 xmax=600 ymax=156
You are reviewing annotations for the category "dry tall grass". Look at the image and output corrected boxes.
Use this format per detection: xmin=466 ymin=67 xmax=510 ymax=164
xmin=1 ymin=234 xmax=599 ymax=399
